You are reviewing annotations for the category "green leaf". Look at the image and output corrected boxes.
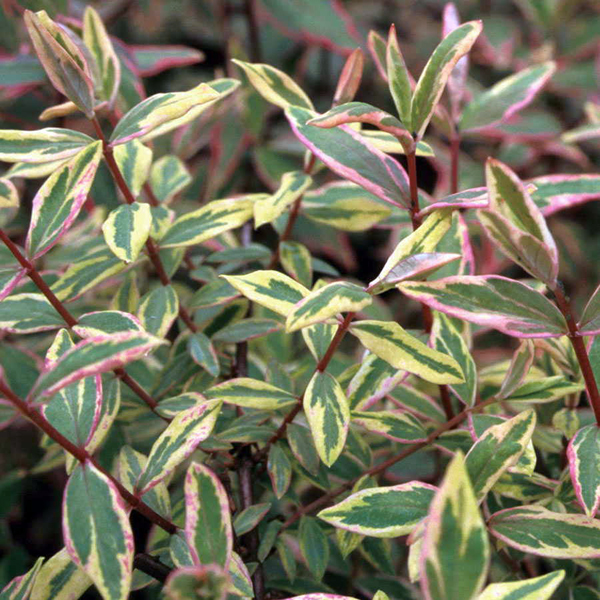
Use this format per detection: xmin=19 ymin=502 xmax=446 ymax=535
xmin=352 ymin=410 xmax=427 ymax=443
xmin=102 ymin=202 xmax=152 ymax=263
xmin=286 ymin=281 xmax=372 ymax=332
xmin=507 ymin=376 xmax=584 ymax=403
xmin=288 ymin=423 xmax=320 ymax=475
xmin=233 ymin=502 xmax=271 ymax=536
xmin=254 ymin=170 xmax=313 ymax=228
xmin=160 ymin=197 xmax=254 ymax=248
xmin=1 ymin=557 xmax=44 ymax=600
xmin=461 ymin=62 xmax=556 ymax=132
xmin=386 ymin=25 xmax=412 ymax=130
xmin=280 ymin=241 xmax=312 ymax=288
xmin=465 ymin=410 xmax=537 ymax=502
xmin=350 ymin=320 xmax=464 ymax=384
xmin=150 ymin=155 xmax=191 ymax=203
xmin=232 ymin=59 xmax=314 ymax=110
xmin=268 ymin=444 xmax=292 ymax=499
xmin=568 ymin=425 xmax=600 ymax=517
xmin=187 ymin=332 xmax=220 ymax=377
xmin=164 ymin=565 xmax=228 ymax=600
xmin=184 ymin=462 xmax=233 ymax=568
xmin=498 ymin=339 xmax=535 ymax=398
xmin=30 ymin=548 xmax=91 ymax=600
xmin=299 ymin=517 xmax=329 ymax=580
xmin=410 ymin=21 xmax=482 ymax=138
xmin=421 ymin=452 xmax=489 ymax=600
xmin=304 ymin=371 xmax=350 ymax=466
xmin=476 ymin=571 xmax=565 ymax=600
xmin=73 ymin=310 xmax=143 ymax=338
xmin=83 ymin=6 xmax=121 ymax=106
xmin=26 ymin=141 xmax=103 ymax=259
xmin=488 ymin=505 xmax=600 ymax=558
xmin=34 ymin=331 xmax=164 ymax=397
xmin=136 ymin=401 xmax=222 ymax=494
xmin=0 ymin=293 xmax=64 ymax=333
xmin=319 ymin=482 xmax=436 ymax=537
xmin=205 ymin=377 xmax=296 ymax=410
xmin=63 ymin=462 xmax=133 ymax=600
xmin=398 ymin=276 xmax=568 ymax=338
xmin=137 ymin=285 xmax=179 ymax=338
xmin=213 ymin=318 xmax=282 ymax=343
xmin=222 ymin=270 xmax=309 ymax=316
xmin=0 ymin=128 xmax=94 ymax=163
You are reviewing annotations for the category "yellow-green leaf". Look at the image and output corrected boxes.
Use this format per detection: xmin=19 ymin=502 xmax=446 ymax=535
xmin=102 ymin=202 xmax=152 ymax=263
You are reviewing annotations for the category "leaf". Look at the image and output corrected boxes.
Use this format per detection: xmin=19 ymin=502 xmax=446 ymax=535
xmin=421 ymin=452 xmax=489 ymax=600
xmin=386 ymin=25 xmax=413 ymax=129
xmin=0 ymin=178 xmax=19 ymax=227
xmin=334 ymin=48 xmax=364 ymax=105
xmin=137 ymin=285 xmax=179 ymax=338
xmin=481 ymin=158 xmax=558 ymax=284
xmin=568 ymin=425 xmax=600 ymax=517
xmin=460 ymin=62 xmax=556 ymax=132
xmin=286 ymin=105 xmax=410 ymax=208
xmin=418 ymin=188 xmax=487 ymax=217
xmin=212 ymin=318 xmax=281 ymax=343
xmin=498 ymin=339 xmax=535 ymax=399
xmin=136 ymin=401 xmax=221 ymax=494
xmin=113 ymin=140 xmax=153 ymax=198
xmin=1 ymin=557 xmax=44 ymax=600
xmin=507 ymin=376 xmax=583 ymax=403
xmin=280 ymin=241 xmax=312 ymax=288
xmin=303 ymin=182 xmax=391 ymax=231
xmin=150 ymin=155 xmax=191 ymax=203
xmin=83 ymin=6 xmax=120 ymax=106
xmin=465 ymin=409 xmax=536 ymax=502
xmin=0 ymin=128 xmax=94 ymax=164
xmin=411 ymin=21 xmax=482 ymax=139
xmin=350 ymin=320 xmax=464 ymax=384
xmin=369 ymin=209 xmax=453 ymax=293
xmin=302 ymin=323 xmax=337 ymax=362
xmin=319 ymin=482 xmax=435 ymax=537
xmin=268 ymin=444 xmax=292 ymax=499
xmin=432 ymin=313 xmax=477 ymax=406
xmin=304 ymin=371 xmax=350 ymax=467
xmin=476 ymin=571 xmax=565 ymax=600
xmin=221 ymin=270 xmax=309 ymax=316
xmin=109 ymin=82 xmax=220 ymax=145
xmin=286 ymin=281 xmax=372 ymax=332
xmin=288 ymin=423 xmax=320 ymax=475
xmin=0 ymin=293 xmax=64 ymax=333
xmin=72 ymin=310 xmax=143 ymax=338
xmin=579 ymin=284 xmax=600 ymax=334
xmin=228 ymin=552 xmax=253 ymax=597
xmin=233 ymin=59 xmax=314 ymax=110
xmin=442 ymin=3 xmax=469 ymax=118
xmin=368 ymin=29 xmax=388 ymax=80
xmin=30 ymin=548 xmax=91 ymax=600
xmin=63 ymin=462 xmax=133 ymax=600
xmin=398 ymin=276 xmax=568 ymax=338
xmin=352 ymin=410 xmax=427 ymax=443
xmin=233 ymin=502 xmax=272 ymax=536
xmin=131 ymin=45 xmax=204 ymax=76
xmin=254 ymin=170 xmax=313 ymax=228
xmin=530 ymin=174 xmax=600 ymax=216
xmin=187 ymin=332 xmax=219 ymax=377
xmin=24 ymin=10 xmax=95 ymax=117
xmin=26 ymin=141 xmax=103 ymax=259
xmin=488 ymin=505 xmax=600 ymax=558
xmin=184 ymin=462 xmax=233 ymax=568
xmin=299 ymin=517 xmax=329 ymax=580
xmin=164 ymin=564 xmax=228 ymax=600
xmin=102 ymin=202 xmax=152 ymax=263
xmin=34 ymin=332 xmax=164 ymax=397
xmin=160 ymin=197 xmax=254 ymax=248
xmin=205 ymin=377 xmax=296 ymax=410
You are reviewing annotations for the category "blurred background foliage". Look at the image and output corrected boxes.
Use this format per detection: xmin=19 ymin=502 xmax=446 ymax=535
xmin=0 ymin=0 xmax=598 ymax=596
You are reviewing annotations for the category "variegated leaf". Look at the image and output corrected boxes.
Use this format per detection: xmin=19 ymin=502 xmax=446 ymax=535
xmin=150 ymin=155 xmax=191 ymax=204
xmin=113 ymin=140 xmax=152 ymax=198
xmin=386 ymin=25 xmax=412 ymax=130
xmin=398 ymin=276 xmax=568 ymax=338
xmin=63 ymin=462 xmax=133 ymax=600
xmin=0 ymin=293 xmax=64 ymax=333
xmin=0 ymin=178 xmax=19 ymax=227
xmin=568 ymin=425 xmax=600 ymax=517
xmin=184 ymin=462 xmax=233 ymax=568
xmin=333 ymin=48 xmax=364 ymax=105
xmin=498 ymin=339 xmax=535 ymax=398
xmin=1 ymin=557 xmax=44 ymax=600
xmin=232 ymin=60 xmax=314 ymax=110
xmin=137 ymin=285 xmax=179 ymax=338
xmin=102 ymin=202 xmax=152 ymax=263
xmin=476 ymin=571 xmax=565 ymax=600
xmin=286 ymin=281 xmax=371 ymax=332
xmin=254 ymin=170 xmax=312 ymax=228
xmin=352 ymin=410 xmax=427 ymax=443
xmin=488 ymin=505 xmax=600 ymax=558
xmin=233 ymin=503 xmax=271 ymax=536
xmin=350 ymin=320 xmax=464 ymax=384
xmin=222 ymin=270 xmax=309 ymax=316
xmin=530 ymin=174 xmax=600 ymax=215
xmin=73 ymin=310 xmax=143 ymax=338
xmin=465 ymin=409 xmax=536 ymax=502
xmin=160 ymin=197 xmax=254 ymax=248
xmin=0 ymin=128 xmax=94 ymax=163
xmin=579 ymin=284 xmax=600 ymax=335
xmin=30 ymin=548 xmax=91 ymax=600
xmin=268 ymin=443 xmax=292 ymax=499
xmin=280 ymin=241 xmax=312 ymax=288
xmin=507 ymin=376 xmax=584 ymax=403
xmin=304 ymin=371 xmax=350 ymax=467
xmin=26 ymin=141 xmax=103 ymax=259
xmin=205 ymin=377 xmax=296 ymax=410
xmin=421 ymin=452 xmax=489 ymax=600
xmin=418 ymin=188 xmax=487 ymax=217
xmin=319 ymin=482 xmax=435 ymax=537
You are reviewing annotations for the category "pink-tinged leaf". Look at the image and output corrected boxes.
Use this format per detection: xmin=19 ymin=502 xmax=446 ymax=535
xmin=136 ymin=400 xmax=222 ymax=494
xmin=398 ymin=276 xmax=568 ymax=338
xmin=579 ymin=284 xmax=600 ymax=334
xmin=333 ymin=48 xmax=364 ymax=105
xmin=368 ymin=30 xmax=388 ymax=82
xmin=184 ymin=462 xmax=233 ymax=568
xmin=418 ymin=187 xmax=487 ymax=217
xmin=568 ymin=425 xmax=600 ymax=517
xmin=529 ymin=174 xmax=600 ymax=215
xmin=26 ymin=141 xmax=103 ymax=260
xmin=286 ymin=105 xmax=410 ymax=208
xmin=0 ymin=267 xmax=26 ymax=302
xmin=386 ymin=24 xmax=413 ymax=130
xmin=34 ymin=331 xmax=165 ymax=397
xmin=130 ymin=45 xmax=205 ymax=77
xmin=63 ymin=461 xmax=134 ymax=600
xmin=498 ymin=339 xmax=535 ymax=399
xmin=0 ymin=557 xmax=44 ymax=599
xmin=442 ymin=3 xmax=469 ymax=119
xmin=308 ymin=102 xmax=413 ymax=150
